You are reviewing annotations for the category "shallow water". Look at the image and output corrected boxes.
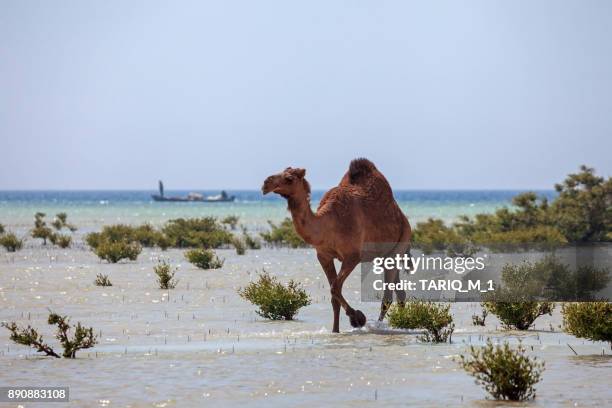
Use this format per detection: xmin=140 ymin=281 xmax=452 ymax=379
xmin=1 ymin=246 xmax=610 ymax=407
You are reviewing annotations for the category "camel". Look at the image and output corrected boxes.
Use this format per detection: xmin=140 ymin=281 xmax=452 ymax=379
xmin=262 ymin=158 xmax=412 ymax=333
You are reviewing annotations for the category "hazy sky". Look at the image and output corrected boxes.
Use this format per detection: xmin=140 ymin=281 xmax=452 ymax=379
xmin=1 ymin=1 xmax=611 ymax=190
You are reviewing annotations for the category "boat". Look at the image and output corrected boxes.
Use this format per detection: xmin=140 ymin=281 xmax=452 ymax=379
xmin=151 ymin=181 xmax=235 ymax=202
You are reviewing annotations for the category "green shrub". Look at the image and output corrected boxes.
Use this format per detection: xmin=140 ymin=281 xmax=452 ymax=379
xmin=413 ymin=218 xmax=477 ymax=256
xmin=94 ymin=240 xmax=142 ymax=263
xmin=233 ymin=237 xmax=246 ymax=255
xmin=94 ymin=273 xmax=112 ymax=287
xmin=154 ymin=259 xmax=178 ymax=289
xmin=528 ymin=256 xmax=610 ymax=301
xmin=185 ymin=248 xmax=224 ymax=269
xmin=221 ymin=215 xmax=240 ymax=230
xmin=483 ymin=301 xmax=553 ymax=331
xmin=31 ymin=212 xmax=53 ymax=245
xmin=162 ymin=217 xmax=233 ymax=248
xmin=87 ymin=220 xmax=233 ymax=251
xmin=238 ymin=270 xmax=311 ymax=320
xmin=482 ymin=259 xmax=555 ymax=330
xmin=485 ymin=255 xmax=609 ymax=303
xmin=2 ymin=312 xmax=97 ymax=359
xmin=86 ymin=224 xmax=139 ymax=247
xmin=131 ymin=224 xmax=162 ymax=247
xmin=459 ymin=339 xmax=544 ymax=401
xmin=562 ymin=302 xmax=612 ymax=348
xmin=47 ymin=312 xmax=97 ymax=358
xmin=454 ymin=166 xmax=612 ymax=246
xmin=387 ymin=300 xmax=455 ymax=343
xmin=156 ymin=234 xmax=172 ymax=251
xmin=0 ymin=232 xmax=24 ymax=252
xmin=86 ymin=223 xmax=168 ymax=250
xmin=416 ymin=166 xmax=611 ymax=254
xmin=85 ymin=231 xmax=103 ymax=249
xmin=551 ymin=165 xmax=612 ymax=242
xmin=50 ymin=233 xmax=72 ymax=248
xmin=0 ymin=223 xmax=4 ymax=235
xmin=260 ymin=218 xmax=307 ymax=248
xmin=482 ymin=226 xmax=567 ymax=251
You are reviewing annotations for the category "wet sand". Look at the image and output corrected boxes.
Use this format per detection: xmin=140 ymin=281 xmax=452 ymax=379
xmin=1 ymin=246 xmax=611 ymax=407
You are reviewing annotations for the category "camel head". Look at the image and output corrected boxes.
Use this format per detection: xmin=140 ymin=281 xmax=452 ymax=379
xmin=262 ymin=167 xmax=309 ymax=198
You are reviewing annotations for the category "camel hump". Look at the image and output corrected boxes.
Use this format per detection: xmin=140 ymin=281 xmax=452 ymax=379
xmin=348 ymin=158 xmax=377 ymax=184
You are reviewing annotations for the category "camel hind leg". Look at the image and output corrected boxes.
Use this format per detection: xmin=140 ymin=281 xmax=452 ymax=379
xmin=378 ymin=228 xmax=412 ymax=322
xmin=377 ymin=263 xmax=409 ymax=321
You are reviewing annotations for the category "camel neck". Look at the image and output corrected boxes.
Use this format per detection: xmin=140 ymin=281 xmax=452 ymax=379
xmin=287 ymin=194 xmax=321 ymax=246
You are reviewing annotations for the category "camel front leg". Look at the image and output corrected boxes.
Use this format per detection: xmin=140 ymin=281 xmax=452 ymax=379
xmin=317 ymin=253 xmax=340 ymax=333
xmin=330 ymin=255 xmax=366 ymax=328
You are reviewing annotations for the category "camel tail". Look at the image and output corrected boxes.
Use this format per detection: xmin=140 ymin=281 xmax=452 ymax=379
xmin=348 ymin=158 xmax=377 ymax=184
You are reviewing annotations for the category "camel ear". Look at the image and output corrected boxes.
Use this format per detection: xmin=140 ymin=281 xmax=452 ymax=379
xmin=293 ymin=168 xmax=306 ymax=179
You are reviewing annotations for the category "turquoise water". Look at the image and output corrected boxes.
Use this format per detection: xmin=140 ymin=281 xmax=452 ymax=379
xmin=0 ymin=190 xmax=556 ymax=233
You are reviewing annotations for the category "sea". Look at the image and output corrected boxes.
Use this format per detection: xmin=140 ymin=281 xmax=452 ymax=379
xmin=0 ymin=189 xmax=556 ymax=234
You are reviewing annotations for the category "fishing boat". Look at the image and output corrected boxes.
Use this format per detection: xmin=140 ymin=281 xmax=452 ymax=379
xmin=151 ymin=181 xmax=235 ymax=202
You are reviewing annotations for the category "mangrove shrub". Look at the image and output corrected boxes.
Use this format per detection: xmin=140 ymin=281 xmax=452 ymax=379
xmin=260 ymin=218 xmax=307 ymax=248
xmin=185 ymin=248 xmax=224 ymax=269
xmin=387 ymin=300 xmax=455 ymax=343
xmin=562 ymin=302 xmax=612 ymax=349
xmin=154 ymin=259 xmax=178 ymax=289
xmin=0 ymin=232 xmax=24 ymax=252
xmin=2 ymin=312 xmax=97 ymax=358
xmin=239 ymin=270 xmax=311 ymax=320
xmin=94 ymin=240 xmax=142 ymax=263
xmin=459 ymin=340 xmax=544 ymax=401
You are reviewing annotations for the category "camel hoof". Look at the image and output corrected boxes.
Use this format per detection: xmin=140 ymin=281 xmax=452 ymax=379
xmin=350 ymin=310 xmax=367 ymax=328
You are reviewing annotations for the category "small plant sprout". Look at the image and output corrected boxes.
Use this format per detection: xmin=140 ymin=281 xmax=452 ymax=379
xmin=0 ymin=232 xmax=24 ymax=252
xmin=232 ymin=237 xmax=246 ymax=255
xmin=2 ymin=312 xmax=98 ymax=359
xmin=31 ymin=212 xmax=53 ymax=245
xmin=185 ymin=248 xmax=224 ymax=269
xmin=472 ymin=309 xmax=488 ymax=326
xmin=459 ymin=339 xmax=544 ymax=401
xmin=50 ymin=233 xmax=72 ymax=249
xmin=238 ymin=270 xmax=311 ymax=320
xmin=387 ymin=300 xmax=454 ymax=343
xmin=94 ymin=273 xmax=113 ymax=287
xmin=154 ymin=259 xmax=178 ymax=289
xmin=51 ymin=212 xmax=77 ymax=232
xmin=562 ymin=302 xmax=612 ymax=349
xmin=47 ymin=212 xmax=77 ymax=248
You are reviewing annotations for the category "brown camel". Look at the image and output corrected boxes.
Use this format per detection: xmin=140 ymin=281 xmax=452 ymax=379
xmin=262 ymin=158 xmax=412 ymax=333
